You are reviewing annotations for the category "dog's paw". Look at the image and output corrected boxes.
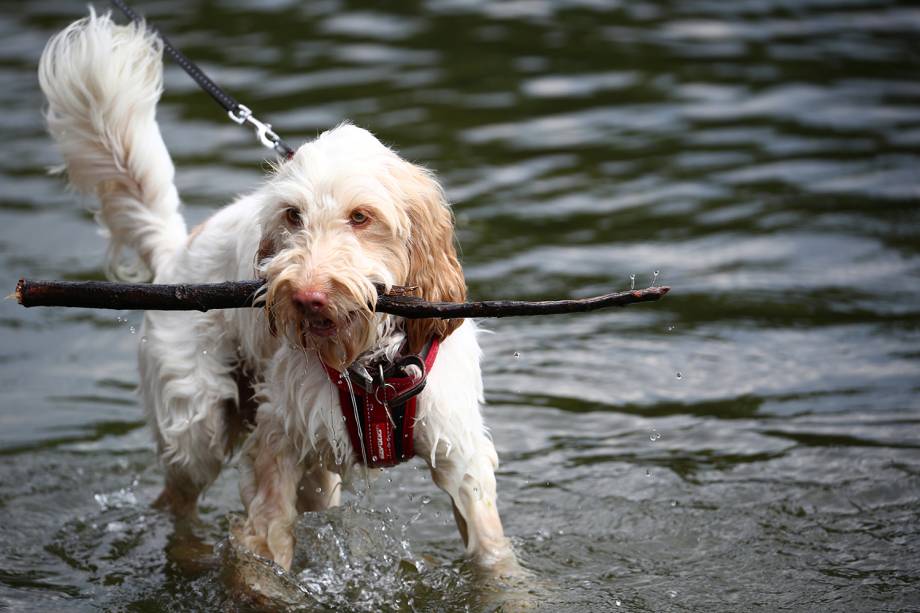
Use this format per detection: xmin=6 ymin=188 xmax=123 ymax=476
xmin=229 ymin=514 xmax=272 ymax=559
xmin=241 ymin=534 xmax=274 ymax=561
xmin=229 ymin=514 xmax=294 ymax=570
xmin=472 ymin=563 xmax=543 ymax=612
xmin=222 ymin=514 xmax=317 ymax=609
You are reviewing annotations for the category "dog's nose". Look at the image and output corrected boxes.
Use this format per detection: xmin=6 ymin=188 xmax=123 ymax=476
xmin=292 ymin=289 xmax=329 ymax=312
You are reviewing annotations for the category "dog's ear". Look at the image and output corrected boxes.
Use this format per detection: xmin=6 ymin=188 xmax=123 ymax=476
xmin=397 ymin=162 xmax=466 ymax=353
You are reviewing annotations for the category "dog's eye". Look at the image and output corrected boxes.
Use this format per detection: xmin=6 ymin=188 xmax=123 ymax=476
xmin=349 ymin=210 xmax=370 ymax=226
xmin=284 ymin=208 xmax=302 ymax=226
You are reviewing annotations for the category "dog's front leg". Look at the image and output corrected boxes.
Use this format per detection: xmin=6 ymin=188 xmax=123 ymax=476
xmin=239 ymin=414 xmax=304 ymax=570
xmin=421 ymin=433 xmax=519 ymax=575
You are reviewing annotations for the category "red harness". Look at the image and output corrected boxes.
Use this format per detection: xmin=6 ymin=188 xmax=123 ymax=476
xmin=323 ymin=339 xmax=439 ymax=468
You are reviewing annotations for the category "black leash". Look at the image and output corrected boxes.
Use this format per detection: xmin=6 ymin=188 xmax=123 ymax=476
xmin=111 ymin=0 xmax=296 ymax=160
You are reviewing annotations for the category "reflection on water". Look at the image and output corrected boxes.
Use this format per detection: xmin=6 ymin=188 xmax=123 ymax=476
xmin=1 ymin=0 xmax=919 ymax=611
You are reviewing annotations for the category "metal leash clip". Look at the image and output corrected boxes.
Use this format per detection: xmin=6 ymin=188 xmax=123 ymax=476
xmin=113 ymin=0 xmax=297 ymax=160
xmin=228 ymin=104 xmax=287 ymax=155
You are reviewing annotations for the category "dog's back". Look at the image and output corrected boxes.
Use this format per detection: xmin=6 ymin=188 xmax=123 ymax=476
xmin=39 ymin=9 xmax=186 ymax=281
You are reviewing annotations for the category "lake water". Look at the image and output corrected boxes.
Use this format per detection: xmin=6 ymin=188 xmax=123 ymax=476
xmin=1 ymin=0 xmax=919 ymax=611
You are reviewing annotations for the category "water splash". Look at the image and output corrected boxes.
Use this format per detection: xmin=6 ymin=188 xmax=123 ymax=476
xmin=287 ymin=503 xmax=469 ymax=612
xmin=629 ymin=273 xmax=636 ymax=290
xmin=652 ymin=269 xmax=660 ymax=286
xmin=93 ymin=487 xmax=138 ymax=510
xmin=676 ymin=372 xmax=683 ymax=380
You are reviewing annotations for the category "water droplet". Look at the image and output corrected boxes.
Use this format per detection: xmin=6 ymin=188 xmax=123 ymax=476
xmin=371 ymin=456 xmax=378 ymax=462
xmin=629 ymin=273 xmax=636 ymax=290
xmin=140 ymin=336 xmax=147 ymax=343
xmin=666 ymin=324 xmax=675 ymax=332
xmin=649 ymin=429 xmax=661 ymax=442
xmin=671 ymin=500 xmax=679 ymax=507
xmin=315 ymin=487 xmax=322 ymax=494
xmin=421 ymin=495 xmax=431 ymax=505
xmin=129 ymin=325 xmax=136 ymax=334
xmin=652 ymin=270 xmax=660 ymax=286
xmin=202 ymin=350 xmax=208 ymax=355
xmin=513 ymin=351 xmax=520 ymax=359
xmin=676 ymin=371 xmax=682 ymax=379
xmin=645 ymin=469 xmax=651 ymax=478
xmin=616 ymin=600 xmax=622 ymax=607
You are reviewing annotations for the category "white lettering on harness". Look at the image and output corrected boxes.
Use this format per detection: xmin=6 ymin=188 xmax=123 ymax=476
xmin=375 ymin=425 xmax=386 ymax=459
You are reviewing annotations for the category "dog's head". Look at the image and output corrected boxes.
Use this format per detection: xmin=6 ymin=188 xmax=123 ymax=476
xmin=257 ymin=124 xmax=465 ymax=370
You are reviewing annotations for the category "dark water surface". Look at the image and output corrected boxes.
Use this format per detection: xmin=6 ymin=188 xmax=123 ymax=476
xmin=1 ymin=0 xmax=919 ymax=611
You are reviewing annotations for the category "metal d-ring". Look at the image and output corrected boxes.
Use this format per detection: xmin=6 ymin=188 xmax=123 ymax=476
xmin=374 ymin=364 xmax=396 ymax=405
xmin=374 ymin=383 xmax=397 ymax=406
xmin=374 ymin=364 xmax=398 ymax=428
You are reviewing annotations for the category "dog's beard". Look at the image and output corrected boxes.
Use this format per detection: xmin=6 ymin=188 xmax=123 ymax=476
xmin=302 ymin=310 xmax=377 ymax=372
xmin=264 ymin=269 xmax=379 ymax=371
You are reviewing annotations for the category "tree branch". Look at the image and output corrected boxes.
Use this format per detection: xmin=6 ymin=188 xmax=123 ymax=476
xmin=14 ymin=278 xmax=669 ymax=319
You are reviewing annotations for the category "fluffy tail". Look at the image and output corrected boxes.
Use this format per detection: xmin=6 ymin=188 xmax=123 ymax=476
xmin=39 ymin=10 xmax=186 ymax=281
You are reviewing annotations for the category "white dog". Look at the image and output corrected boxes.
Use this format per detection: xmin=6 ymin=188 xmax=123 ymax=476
xmin=39 ymin=12 xmax=516 ymax=574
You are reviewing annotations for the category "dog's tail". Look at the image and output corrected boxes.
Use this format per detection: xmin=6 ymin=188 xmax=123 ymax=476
xmin=39 ymin=10 xmax=186 ymax=281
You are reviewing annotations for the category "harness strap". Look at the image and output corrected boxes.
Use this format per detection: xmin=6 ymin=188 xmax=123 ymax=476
xmin=324 ymin=339 xmax=440 ymax=468
xmin=111 ymin=0 xmax=296 ymax=159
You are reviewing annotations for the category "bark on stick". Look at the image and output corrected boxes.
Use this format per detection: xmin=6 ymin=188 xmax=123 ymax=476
xmin=14 ymin=278 xmax=669 ymax=319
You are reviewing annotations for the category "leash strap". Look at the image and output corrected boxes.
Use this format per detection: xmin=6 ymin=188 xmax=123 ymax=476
xmin=110 ymin=0 xmax=296 ymax=159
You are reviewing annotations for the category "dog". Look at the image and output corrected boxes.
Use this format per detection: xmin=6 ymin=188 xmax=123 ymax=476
xmin=39 ymin=11 xmax=517 ymax=575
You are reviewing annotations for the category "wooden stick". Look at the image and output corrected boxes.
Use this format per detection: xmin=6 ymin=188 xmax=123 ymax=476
xmin=14 ymin=278 xmax=669 ymax=319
